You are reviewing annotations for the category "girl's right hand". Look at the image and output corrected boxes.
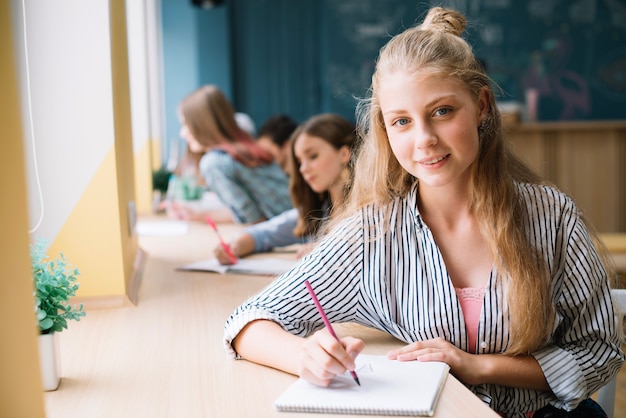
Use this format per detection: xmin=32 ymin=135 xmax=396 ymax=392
xmin=161 ymin=200 xmax=195 ymax=221
xmin=298 ymin=328 xmax=364 ymax=387
xmin=214 ymin=243 xmax=236 ymax=265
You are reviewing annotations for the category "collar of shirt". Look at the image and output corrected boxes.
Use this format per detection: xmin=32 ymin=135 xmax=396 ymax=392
xmin=406 ymin=181 xmax=425 ymax=231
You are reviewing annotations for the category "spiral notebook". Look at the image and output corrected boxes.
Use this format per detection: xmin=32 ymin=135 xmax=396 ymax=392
xmin=274 ymin=354 xmax=449 ymax=416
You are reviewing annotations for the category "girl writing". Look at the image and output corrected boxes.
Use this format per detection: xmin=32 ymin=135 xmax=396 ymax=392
xmin=214 ymin=113 xmax=356 ymax=263
xmin=224 ymin=7 xmax=623 ymax=417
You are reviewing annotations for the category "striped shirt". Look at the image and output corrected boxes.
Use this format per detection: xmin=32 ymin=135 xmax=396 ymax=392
xmin=224 ymin=182 xmax=624 ymax=417
xmin=200 ymin=150 xmax=292 ymax=224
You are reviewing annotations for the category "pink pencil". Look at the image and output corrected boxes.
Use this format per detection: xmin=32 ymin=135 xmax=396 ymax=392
xmin=205 ymin=215 xmax=237 ymax=264
xmin=304 ymin=280 xmax=360 ymax=386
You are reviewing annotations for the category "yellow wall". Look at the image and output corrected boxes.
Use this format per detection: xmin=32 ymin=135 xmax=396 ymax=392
xmin=0 ymin=0 xmax=46 ymax=415
xmin=48 ymin=148 xmax=127 ymax=297
xmin=23 ymin=0 xmax=139 ymax=302
xmin=133 ymin=137 xmax=163 ymax=216
xmin=0 ymin=1 xmax=147 ymax=414
xmin=126 ymin=0 xmax=164 ymax=216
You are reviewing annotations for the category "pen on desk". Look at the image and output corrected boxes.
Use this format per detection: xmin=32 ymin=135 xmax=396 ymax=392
xmin=304 ymin=280 xmax=361 ymax=386
xmin=205 ymin=215 xmax=237 ymax=264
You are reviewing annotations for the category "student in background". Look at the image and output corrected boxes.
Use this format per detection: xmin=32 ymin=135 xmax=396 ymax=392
xmin=161 ymin=143 xmax=234 ymax=223
xmin=224 ymin=7 xmax=623 ymax=417
xmin=214 ymin=113 xmax=356 ymax=264
xmin=256 ymin=114 xmax=298 ymax=174
xmin=170 ymin=85 xmax=292 ymax=224
xmin=162 ymin=112 xmax=259 ymax=223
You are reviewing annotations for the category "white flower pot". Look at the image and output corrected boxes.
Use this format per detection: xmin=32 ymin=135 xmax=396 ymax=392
xmin=38 ymin=333 xmax=61 ymax=391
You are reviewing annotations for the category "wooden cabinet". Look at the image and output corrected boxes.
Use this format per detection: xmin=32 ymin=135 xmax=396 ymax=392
xmin=505 ymin=121 xmax=626 ymax=232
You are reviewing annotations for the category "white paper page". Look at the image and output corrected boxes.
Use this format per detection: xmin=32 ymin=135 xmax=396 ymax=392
xmin=178 ymin=257 xmax=297 ymax=276
xmin=274 ymin=354 xmax=449 ymax=416
xmin=136 ymin=220 xmax=189 ymax=236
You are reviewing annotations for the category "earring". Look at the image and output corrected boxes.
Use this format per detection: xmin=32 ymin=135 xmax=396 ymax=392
xmin=479 ymin=119 xmax=488 ymax=131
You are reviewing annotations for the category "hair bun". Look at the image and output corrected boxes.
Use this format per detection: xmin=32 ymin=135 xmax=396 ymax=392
xmin=421 ymin=6 xmax=466 ymax=36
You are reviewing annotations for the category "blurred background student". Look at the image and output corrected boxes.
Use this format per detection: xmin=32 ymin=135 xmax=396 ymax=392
xmin=214 ymin=113 xmax=357 ymax=264
xmin=164 ymin=112 xmax=296 ymax=222
xmin=164 ymin=85 xmax=292 ymax=224
xmin=256 ymin=114 xmax=298 ymax=175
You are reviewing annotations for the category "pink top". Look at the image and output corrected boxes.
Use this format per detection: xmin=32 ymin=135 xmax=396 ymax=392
xmin=455 ymin=287 xmax=485 ymax=354
xmin=456 ymin=287 xmax=537 ymax=418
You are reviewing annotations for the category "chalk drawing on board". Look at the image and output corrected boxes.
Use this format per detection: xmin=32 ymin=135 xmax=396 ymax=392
xmin=595 ymin=48 xmax=626 ymax=101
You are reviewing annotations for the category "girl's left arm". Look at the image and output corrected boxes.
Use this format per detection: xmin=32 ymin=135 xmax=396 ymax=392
xmin=387 ymin=338 xmax=549 ymax=390
xmin=389 ymin=213 xmax=624 ymax=401
xmin=532 ymin=216 xmax=624 ymax=408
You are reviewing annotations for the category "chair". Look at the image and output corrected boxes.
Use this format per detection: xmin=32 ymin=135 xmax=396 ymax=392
xmin=597 ymin=288 xmax=626 ymax=418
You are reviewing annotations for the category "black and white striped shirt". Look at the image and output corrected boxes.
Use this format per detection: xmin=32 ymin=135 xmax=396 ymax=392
xmin=224 ymin=182 xmax=624 ymax=417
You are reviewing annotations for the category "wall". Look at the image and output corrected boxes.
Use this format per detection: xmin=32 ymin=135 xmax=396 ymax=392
xmin=0 ymin=0 xmax=46 ymax=414
xmin=319 ymin=0 xmax=626 ymax=122
xmin=231 ymin=0 xmax=320 ymax=127
xmin=127 ymin=0 xmax=165 ymax=215
xmin=161 ymin=0 xmax=232 ymax=167
xmin=507 ymin=121 xmax=626 ymax=233
xmin=159 ymin=0 xmax=626 ymax=160
xmin=15 ymin=0 xmax=139 ymax=301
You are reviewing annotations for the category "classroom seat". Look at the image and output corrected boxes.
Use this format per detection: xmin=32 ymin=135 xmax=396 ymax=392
xmin=596 ymin=288 xmax=626 ymax=418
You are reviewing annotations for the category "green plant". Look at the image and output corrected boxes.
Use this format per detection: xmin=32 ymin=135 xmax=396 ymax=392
xmin=31 ymin=238 xmax=86 ymax=334
xmin=152 ymin=165 xmax=172 ymax=194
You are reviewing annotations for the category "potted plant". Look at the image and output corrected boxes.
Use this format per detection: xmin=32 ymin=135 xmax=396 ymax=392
xmin=152 ymin=165 xmax=172 ymax=212
xmin=31 ymin=237 xmax=86 ymax=390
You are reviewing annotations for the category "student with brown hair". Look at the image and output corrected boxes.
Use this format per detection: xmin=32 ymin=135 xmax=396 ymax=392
xmin=256 ymin=114 xmax=298 ymax=174
xmin=214 ymin=113 xmax=356 ymax=263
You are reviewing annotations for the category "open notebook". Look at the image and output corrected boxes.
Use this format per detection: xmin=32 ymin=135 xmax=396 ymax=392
xmin=177 ymin=257 xmax=297 ymax=276
xmin=274 ymin=354 xmax=449 ymax=416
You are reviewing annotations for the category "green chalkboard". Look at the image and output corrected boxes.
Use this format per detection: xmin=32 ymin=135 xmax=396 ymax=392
xmin=321 ymin=0 xmax=626 ymax=122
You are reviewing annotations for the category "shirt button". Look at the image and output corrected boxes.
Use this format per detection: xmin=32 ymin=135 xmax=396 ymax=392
xmin=480 ymin=341 xmax=487 ymax=348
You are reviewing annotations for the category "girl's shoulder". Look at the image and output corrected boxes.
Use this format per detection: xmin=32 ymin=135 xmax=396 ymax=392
xmin=355 ymin=192 xmax=418 ymax=234
xmin=202 ymin=150 xmax=276 ymax=178
xmin=200 ymin=149 xmax=235 ymax=171
xmin=206 ymin=149 xmax=282 ymax=175
xmin=516 ymin=181 xmax=576 ymax=207
xmin=515 ymin=181 xmax=580 ymax=222
xmin=329 ymin=182 xmax=418 ymax=238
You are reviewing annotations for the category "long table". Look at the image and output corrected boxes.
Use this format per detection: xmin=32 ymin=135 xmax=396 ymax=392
xmin=600 ymin=233 xmax=626 ymax=277
xmin=44 ymin=217 xmax=499 ymax=417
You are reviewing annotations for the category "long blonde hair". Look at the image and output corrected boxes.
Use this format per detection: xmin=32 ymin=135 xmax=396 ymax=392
xmin=333 ymin=7 xmax=582 ymax=355
xmin=178 ymin=85 xmax=272 ymax=167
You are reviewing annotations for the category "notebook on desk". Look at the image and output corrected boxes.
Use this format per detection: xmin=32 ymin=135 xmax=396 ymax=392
xmin=177 ymin=257 xmax=297 ymax=276
xmin=274 ymin=354 xmax=449 ymax=416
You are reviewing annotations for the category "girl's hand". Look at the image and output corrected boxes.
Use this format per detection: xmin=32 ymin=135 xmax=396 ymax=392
xmin=161 ymin=200 xmax=194 ymax=221
xmin=298 ymin=328 xmax=364 ymax=387
xmin=214 ymin=234 xmax=254 ymax=264
xmin=387 ymin=337 xmax=483 ymax=385
xmin=214 ymin=243 xmax=236 ymax=265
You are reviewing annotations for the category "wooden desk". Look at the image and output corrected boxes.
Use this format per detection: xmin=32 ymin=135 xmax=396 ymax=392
xmin=44 ymin=218 xmax=498 ymax=418
xmin=600 ymin=233 xmax=626 ymax=276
